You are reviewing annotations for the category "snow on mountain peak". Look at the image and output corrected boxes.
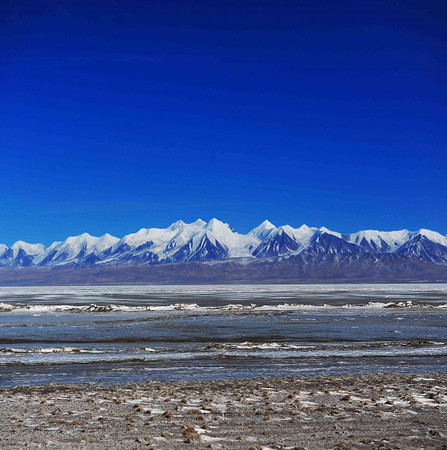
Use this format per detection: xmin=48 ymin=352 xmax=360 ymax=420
xmin=414 ymin=229 xmax=447 ymax=246
xmin=259 ymin=219 xmax=275 ymax=229
xmin=10 ymin=241 xmax=46 ymax=258
xmin=191 ymin=219 xmax=206 ymax=227
xmin=318 ymin=227 xmax=342 ymax=238
xmin=64 ymin=232 xmax=93 ymax=244
xmin=61 ymin=232 xmax=117 ymax=252
xmin=347 ymin=229 xmax=411 ymax=251
xmin=206 ymin=218 xmax=232 ymax=233
xmin=277 ymin=225 xmax=293 ymax=234
xmin=95 ymin=233 xmax=120 ymax=251
xmin=248 ymin=220 xmax=276 ymax=240
xmin=168 ymin=220 xmax=185 ymax=230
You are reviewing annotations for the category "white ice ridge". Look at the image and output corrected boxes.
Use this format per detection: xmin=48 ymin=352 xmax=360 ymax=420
xmin=1 ymin=300 xmax=446 ymax=314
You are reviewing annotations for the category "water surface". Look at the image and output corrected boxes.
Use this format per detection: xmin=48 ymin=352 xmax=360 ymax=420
xmin=0 ymin=284 xmax=446 ymax=386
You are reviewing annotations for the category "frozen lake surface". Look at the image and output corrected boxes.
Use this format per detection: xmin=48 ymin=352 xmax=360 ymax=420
xmin=0 ymin=284 xmax=446 ymax=386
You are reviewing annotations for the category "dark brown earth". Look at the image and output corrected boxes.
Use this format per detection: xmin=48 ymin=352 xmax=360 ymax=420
xmin=1 ymin=373 xmax=446 ymax=449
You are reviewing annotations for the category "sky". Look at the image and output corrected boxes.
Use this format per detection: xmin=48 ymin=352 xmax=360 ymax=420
xmin=1 ymin=0 xmax=446 ymax=245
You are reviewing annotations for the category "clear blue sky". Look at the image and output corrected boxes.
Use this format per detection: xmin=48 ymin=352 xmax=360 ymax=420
xmin=1 ymin=0 xmax=446 ymax=245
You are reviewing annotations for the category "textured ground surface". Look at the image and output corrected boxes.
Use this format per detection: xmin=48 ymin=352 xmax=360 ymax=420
xmin=1 ymin=373 xmax=447 ymax=449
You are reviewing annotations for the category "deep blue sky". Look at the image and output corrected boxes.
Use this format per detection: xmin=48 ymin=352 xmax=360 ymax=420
xmin=1 ymin=0 xmax=446 ymax=245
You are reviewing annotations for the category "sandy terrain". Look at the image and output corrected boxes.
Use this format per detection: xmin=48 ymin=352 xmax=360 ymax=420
xmin=0 ymin=373 xmax=446 ymax=449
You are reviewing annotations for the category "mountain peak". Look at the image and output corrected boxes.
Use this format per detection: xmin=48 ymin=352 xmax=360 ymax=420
xmin=277 ymin=225 xmax=295 ymax=235
xmin=414 ymin=229 xmax=447 ymax=246
xmin=11 ymin=240 xmax=28 ymax=248
xmin=249 ymin=219 xmax=275 ymax=231
xmin=11 ymin=240 xmax=45 ymax=251
xmin=318 ymin=227 xmax=342 ymax=238
xmin=191 ymin=219 xmax=207 ymax=227
xmin=97 ymin=233 xmax=119 ymax=247
xmin=258 ymin=220 xmax=275 ymax=230
xmin=248 ymin=220 xmax=276 ymax=241
xmin=206 ymin=218 xmax=230 ymax=232
xmin=168 ymin=220 xmax=185 ymax=230
xmin=64 ymin=232 xmax=94 ymax=244
xmin=9 ymin=241 xmax=46 ymax=259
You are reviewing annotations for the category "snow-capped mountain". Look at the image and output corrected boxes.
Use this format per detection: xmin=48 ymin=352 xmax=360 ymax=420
xmin=345 ymin=229 xmax=409 ymax=253
xmin=396 ymin=232 xmax=447 ymax=264
xmin=1 ymin=219 xmax=447 ymax=268
xmin=100 ymin=218 xmax=259 ymax=265
xmin=0 ymin=241 xmax=46 ymax=267
xmin=253 ymin=225 xmax=309 ymax=257
xmin=34 ymin=233 xmax=120 ymax=266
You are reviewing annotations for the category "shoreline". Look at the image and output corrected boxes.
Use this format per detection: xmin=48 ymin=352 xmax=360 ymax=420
xmin=1 ymin=373 xmax=446 ymax=449
xmin=1 ymin=262 xmax=447 ymax=286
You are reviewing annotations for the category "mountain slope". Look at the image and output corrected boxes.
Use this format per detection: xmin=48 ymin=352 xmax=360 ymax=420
xmin=396 ymin=234 xmax=447 ymax=264
xmin=1 ymin=252 xmax=446 ymax=285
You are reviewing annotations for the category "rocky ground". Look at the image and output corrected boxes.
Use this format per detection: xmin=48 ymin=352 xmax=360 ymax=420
xmin=0 ymin=373 xmax=446 ymax=449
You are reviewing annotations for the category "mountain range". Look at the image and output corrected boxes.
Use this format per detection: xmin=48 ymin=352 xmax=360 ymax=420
xmin=1 ymin=219 xmax=447 ymax=272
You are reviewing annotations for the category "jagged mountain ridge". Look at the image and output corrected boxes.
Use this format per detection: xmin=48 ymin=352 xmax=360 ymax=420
xmin=1 ymin=219 xmax=447 ymax=267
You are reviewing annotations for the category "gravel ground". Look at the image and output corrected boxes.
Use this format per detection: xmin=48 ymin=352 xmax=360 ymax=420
xmin=1 ymin=373 xmax=446 ymax=449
